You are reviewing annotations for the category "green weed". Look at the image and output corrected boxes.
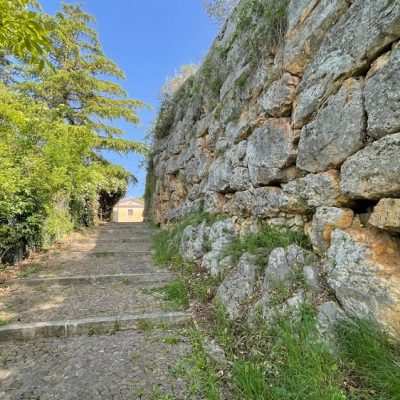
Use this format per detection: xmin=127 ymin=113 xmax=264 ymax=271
xmin=0 ymin=314 xmax=7 ymax=326
xmin=19 ymin=263 xmax=43 ymax=277
xmin=337 ymin=319 xmax=400 ymax=399
xmin=162 ymin=279 xmax=190 ymax=311
xmin=163 ymin=332 xmax=181 ymax=345
xmin=224 ymin=223 xmax=310 ymax=266
xmin=137 ymin=319 xmax=154 ymax=331
xmin=1 ymin=352 xmax=8 ymax=365
xmin=93 ymin=251 xmax=114 ymax=258
xmin=175 ymin=327 xmax=221 ymax=399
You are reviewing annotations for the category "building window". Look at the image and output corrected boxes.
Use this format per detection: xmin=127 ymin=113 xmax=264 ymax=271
xmin=128 ymin=209 xmax=133 ymax=216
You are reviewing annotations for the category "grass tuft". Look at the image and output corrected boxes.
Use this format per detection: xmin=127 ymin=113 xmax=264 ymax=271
xmin=337 ymin=319 xmax=400 ymax=399
xmin=224 ymin=223 xmax=310 ymax=266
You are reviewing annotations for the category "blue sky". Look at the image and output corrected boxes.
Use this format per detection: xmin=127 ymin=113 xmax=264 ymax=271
xmin=40 ymin=0 xmax=218 ymax=198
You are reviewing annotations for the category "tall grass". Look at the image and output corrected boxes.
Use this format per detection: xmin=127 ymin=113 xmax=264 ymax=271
xmin=337 ymin=319 xmax=400 ymax=400
xmin=225 ymin=223 xmax=310 ymax=266
xmin=152 ymin=214 xmax=400 ymax=400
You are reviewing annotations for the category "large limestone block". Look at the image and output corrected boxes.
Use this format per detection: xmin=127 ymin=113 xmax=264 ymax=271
xmin=326 ymin=228 xmax=400 ymax=335
xmin=307 ymin=206 xmax=354 ymax=255
xmin=293 ymin=0 xmax=400 ymax=127
xmin=284 ymin=0 xmax=349 ymax=76
xmin=202 ymin=218 xmax=236 ymax=276
xmin=297 ymin=79 xmax=366 ymax=173
xmin=246 ymin=119 xmax=297 ymax=186
xmin=286 ymin=0 xmax=318 ymax=33
xmin=369 ymin=198 xmax=400 ymax=233
xmin=179 ymin=221 xmax=209 ymax=262
xmin=216 ymin=253 xmax=258 ymax=319
xmin=260 ymin=73 xmax=299 ymax=117
xmin=263 ymin=245 xmax=313 ymax=290
xmin=282 ymin=170 xmax=349 ymax=209
xmin=207 ymin=142 xmax=248 ymax=192
xmin=230 ymin=190 xmax=253 ymax=217
xmin=340 ymin=133 xmax=400 ymax=200
xmin=251 ymin=187 xmax=283 ymax=218
xmin=365 ymin=44 xmax=400 ymax=138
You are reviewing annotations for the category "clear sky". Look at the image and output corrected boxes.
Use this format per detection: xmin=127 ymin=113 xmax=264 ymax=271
xmin=40 ymin=0 xmax=218 ymax=198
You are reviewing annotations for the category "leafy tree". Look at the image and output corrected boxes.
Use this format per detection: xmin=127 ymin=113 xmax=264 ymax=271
xmin=0 ymin=0 xmax=50 ymax=67
xmin=0 ymin=3 xmax=146 ymax=262
xmin=14 ymin=4 xmax=146 ymax=153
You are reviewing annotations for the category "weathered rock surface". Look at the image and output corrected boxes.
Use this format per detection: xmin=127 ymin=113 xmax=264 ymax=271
xmin=294 ymin=0 xmax=400 ymax=127
xmin=325 ymin=228 xmax=400 ymax=335
xmin=148 ymin=0 xmax=400 ymax=336
xmin=284 ymin=0 xmax=349 ymax=76
xmin=365 ymin=44 xmax=400 ymax=138
xmin=340 ymin=133 xmax=400 ymax=200
xmin=297 ymin=79 xmax=366 ymax=173
xmin=282 ymin=170 xmax=348 ymax=209
xmin=263 ymin=245 xmax=314 ymax=290
xmin=180 ymin=221 xmax=209 ymax=262
xmin=216 ymin=253 xmax=258 ymax=319
xmin=317 ymin=301 xmax=346 ymax=342
xmin=201 ymin=218 xmax=236 ymax=276
xmin=307 ymin=206 xmax=354 ymax=255
xmin=246 ymin=119 xmax=297 ymax=186
xmin=250 ymin=290 xmax=307 ymax=326
xmin=260 ymin=73 xmax=299 ymax=117
xmin=369 ymin=198 xmax=400 ymax=233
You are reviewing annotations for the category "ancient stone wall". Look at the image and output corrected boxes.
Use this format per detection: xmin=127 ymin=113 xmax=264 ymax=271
xmin=148 ymin=0 xmax=400 ymax=334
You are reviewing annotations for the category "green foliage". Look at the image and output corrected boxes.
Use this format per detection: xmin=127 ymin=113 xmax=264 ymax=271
xmin=0 ymin=3 xmax=146 ymax=262
xmin=161 ymin=279 xmax=190 ymax=311
xmin=19 ymin=263 xmax=43 ymax=277
xmin=229 ymin=306 xmax=345 ymax=400
xmin=224 ymin=223 xmax=310 ymax=266
xmin=337 ymin=319 xmax=400 ymax=399
xmin=235 ymin=0 xmax=289 ymax=63
xmin=152 ymin=65 xmax=197 ymax=139
xmin=173 ymin=328 xmax=220 ymax=399
xmin=0 ymin=313 xmax=7 ymax=326
xmin=0 ymin=0 xmax=51 ymax=67
xmin=137 ymin=319 xmax=155 ymax=331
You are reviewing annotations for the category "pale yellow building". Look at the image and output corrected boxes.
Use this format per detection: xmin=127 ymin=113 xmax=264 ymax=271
xmin=112 ymin=198 xmax=144 ymax=222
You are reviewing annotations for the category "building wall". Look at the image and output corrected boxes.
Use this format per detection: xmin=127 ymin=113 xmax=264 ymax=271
xmin=113 ymin=206 xmax=144 ymax=222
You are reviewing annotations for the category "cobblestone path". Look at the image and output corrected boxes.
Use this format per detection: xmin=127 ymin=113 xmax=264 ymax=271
xmin=0 ymin=223 xmax=193 ymax=400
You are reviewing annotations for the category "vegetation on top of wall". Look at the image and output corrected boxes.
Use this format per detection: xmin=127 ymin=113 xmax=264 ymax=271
xmin=152 ymin=65 xmax=199 ymax=139
xmin=235 ymin=0 xmax=289 ymax=50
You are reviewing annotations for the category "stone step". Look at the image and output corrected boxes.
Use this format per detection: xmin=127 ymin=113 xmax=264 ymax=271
xmin=19 ymin=252 xmax=156 ymax=278
xmin=56 ymin=249 xmax=154 ymax=254
xmin=74 ymin=238 xmax=151 ymax=243
xmin=0 ymin=311 xmax=192 ymax=341
xmin=7 ymin=272 xmax=177 ymax=287
xmin=1 ymin=280 xmax=173 ymax=324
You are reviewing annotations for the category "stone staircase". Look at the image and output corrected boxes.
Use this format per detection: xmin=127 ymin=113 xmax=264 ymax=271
xmin=0 ymin=223 xmax=193 ymax=399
